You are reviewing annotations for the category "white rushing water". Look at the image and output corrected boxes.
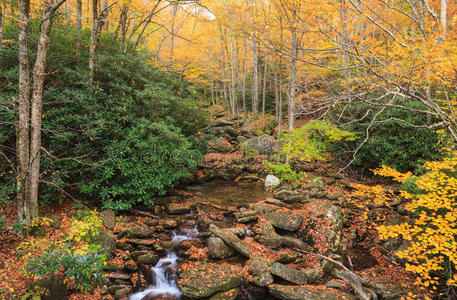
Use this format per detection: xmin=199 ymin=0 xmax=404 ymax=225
xmin=129 ymin=227 xmax=199 ymax=300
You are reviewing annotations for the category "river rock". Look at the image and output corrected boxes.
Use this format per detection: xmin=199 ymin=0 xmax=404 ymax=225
xmin=207 ymin=237 xmax=235 ymax=259
xmin=91 ymin=227 xmax=115 ymax=257
xmin=269 ymin=284 xmax=352 ymax=300
xmin=136 ymin=253 xmax=159 ymax=265
xmin=263 ymin=209 xmax=303 ymax=231
xmin=241 ymin=136 xmax=277 ymax=155
xmin=209 ymin=224 xmax=251 ymax=258
xmin=248 ymin=256 xmax=274 ymax=287
xmin=116 ymin=222 xmax=153 ymax=239
xmin=166 ymin=204 xmax=190 ymax=215
xmin=254 ymin=220 xmax=282 ymax=248
xmin=274 ymin=188 xmax=305 ymax=203
xmin=271 ymin=262 xmax=308 ymax=285
xmin=209 ymin=288 xmax=240 ymax=300
xmin=178 ymin=263 xmax=243 ymax=298
xmin=100 ymin=209 xmax=116 ymax=230
xmin=265 ymin=175 xmax=280 ymax=189
xmin=224 ymin=227 xmax=246 ymax=238
xmin=208 ymin=138 xmax=234 ymax=152
xmin=299 ymin=200 xmax=343 ymax=253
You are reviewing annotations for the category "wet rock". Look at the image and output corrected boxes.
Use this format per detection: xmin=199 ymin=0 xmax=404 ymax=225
xmin=107 ymin=272 xmax=131 ymax=282
xmin=178 ymin=263 xmax=243 ymax=298
xmin=102 ymin=264 xmax=123 ymax=272
xmin=114 ymin=286 xmax=132 ymax=298
xmin=274 ymin=188 xmax=305 ymax=203
xmin=139 ymin=265 xmax=157 ymax=285
xmin=265 ymin=175 xmax=280 ymax=189
xmin=209 ymin=288 xmax=240 ymax=300
xmin=241 ymin=136 xmax=277 ymax=155
xmin=92 ymin=228 xmax=115 ymax=257
xmin=251 ymin=203 xmax=277 ymax=213
xmin=162 ymin=219 xmax=179 ymax=230
xmin=166 ymin=204 xmax=190 ymax=215
xmin=269 ymin=284 xmax=351 ymax=300
xmin=300 ymin=200 xmax=343 ymax=253
xmin=136 ymin=254 xmax=159 ymax=265
xmin=254 ymin=221 xmax=282 ymax=248
xmin=116 ymin=223 xmax=153 ymax=239
xmin=101 ymin=209 xmax=116 ymax=230
xmin=281 ymin=236 xmax=311 ymax=251
xmin=124 ymin=260 xmax=137 ymax=272
xmin=208 ymin=138 xmax=234 ymax=153
xmin=270 ymin=262 xmax=307 ymax=285
xmin=209 ymin=224 xmax=251 ymax=258
xmin=130 ymin=250 xmax=151 ymax=260
xmin=207 ymin=237 xmax=235 ymax=259
xmin=107 ymin=284 xmax=129 ymax=295
xmin=263 ymin=210 xmax=303 ymax=231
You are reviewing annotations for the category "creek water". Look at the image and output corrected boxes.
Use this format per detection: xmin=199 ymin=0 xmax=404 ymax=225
xmin=129 ymin=228 xmax=200 ymax=300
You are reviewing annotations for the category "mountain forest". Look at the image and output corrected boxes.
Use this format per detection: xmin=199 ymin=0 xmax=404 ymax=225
xmin=0 ymin=0 xmax=457 ymax=299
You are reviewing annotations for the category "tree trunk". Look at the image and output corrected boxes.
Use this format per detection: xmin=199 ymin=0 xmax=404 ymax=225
xmin=252 ymin=36 xmax=259 ymax=117
xmin=288 ymin=25 xmax=297 ymax=130
xmin=17 ymin=0 xmax=31 ymax=224
xmin=440 ymin=0 xmax=447 ymax=40
xmin=262 ymin=52 xmax=268 ymax=115
xmin=89 ymin=0 xmax=109 ymax=86
xmin=76 ymin=0 xmax=82 ymax=50
xmin=0 ymin=1 xmax=3 ymax=49
xmin=242 ymin=38 xmax=247 ymax=116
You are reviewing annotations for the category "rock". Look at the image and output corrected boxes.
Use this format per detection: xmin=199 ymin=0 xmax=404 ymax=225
xmin=269 ymin=284 xmax=352 ymax=300
xmin=209 ymin=288 xmax=240 ymax=300
xmin=114 ymin=286 xmax=132 ymax=298
xmin=237 ymin=215 xmax=258 ymax=223
xmin=130 ymin=250 xmax=151 ymax=260
xmin=178 ymin=263 xmax=243 ymax=298
xmin=241 ymin=136 xmax=277 ymax=155
xmin=265 ymin=175 xmax=280 ymax=189
xmin=248 ymin=256 xmax=274 ymax=287
xmin=116 ymin=241 xmax=134 ymax=252
xmin=207 ymin=237 xmax=235 ymax=259
xmin=136 ymin=253 xmax=159 ymax=265
xmin=107 ymin=272 xmax=131 ymax=281
xmin=271 ymin=262 xmax=308 ymax=285
xmin=281 ymin=236 xmax=311 ymax=251
xmin=303 ymin=268 xmax=321 ymax=284
xmin=107 ymin=284 xmax=129 ymax=295
xmin=92 ymin=228 xmax=115 ymax=257
xmin=116 ymin=223 xmax=153 ymax=239
xmin=208 ymin=138 xmax=234 ymax=153
xmin=209 ymin=224 xmax=251 ymax=258
xmin=251 ymin=203 xmax=277 ymax=213
xmin=223 ymin=228 xmax=246 ymax=238
xmin=35 ymin=274 xmax=67 ymax=300
xmin=274 ymin=188 xmax=305 ymax=203
xmin=370 ymin=277 xmax=407 ymax=300
xmin=225 ymin=126 xmax=242 ymax=137
xmin=265 ymin=198 xmax=289 ymax=207
xmin=300 ymin=200 xmax=343 ymax=253
xmin=100 ymin=209 xmax=116 ymax=230
xmin=234 ymin=211 xmax=258 ymax=223
xmin=102 ymin=264 xmax=123 ymax=272
xmin=162 ymin=219 xmax=179 ymax=230
xmin=166 ymin=204 xmax=190 ymax=215
xmin=263 ymin=210 xmax=303 ymax=231
xmin=212 ymin=119 xmax=236 ymax=127
xmin=275 ymin=252 xmax=298 ymax=264
xmin=325 ymin=280 xmax=346 ymax=290
xmin=254 ymin=221 xmax=282 ymax=248
xmin=124 ymin=260 xmax=137 ymax=272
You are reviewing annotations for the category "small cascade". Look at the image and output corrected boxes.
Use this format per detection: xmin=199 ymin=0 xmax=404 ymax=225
xmin=129 ymin=226 xmax=200 ymax=300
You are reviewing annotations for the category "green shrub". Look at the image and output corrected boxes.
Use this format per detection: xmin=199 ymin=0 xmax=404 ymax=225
xmin=334 ymin=102 xmax=444 ymax=172
xmin=0 ymin=20 xmax=208 ymax=209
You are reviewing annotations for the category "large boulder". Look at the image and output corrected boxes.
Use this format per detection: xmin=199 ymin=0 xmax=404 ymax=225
xmin=178 ymin=263 xmax=243 ymax=298
xmin=265 ymin=175 xmax=280 ymax=190
xmin=263 ymin=209 xmax=303 ymax=231
xmin=274 ymin=188 xmax=306 ymax=203
xmin=241 ymin=136 xmax=277 ymax=155
xmin=248 ymin=256 xmax=274 ymax=287
xmin=91 ymin=227 xmax=115 ymax=257
xmin=270 ymin=262 xmax=308 ymax=285
xmin=209 ymin=224 xmax=251 ymax=258
xmin=299 ymin=200 xmax=343 ymax=253
xmin=212 ymin=119 xmax=236 ymax=127
xmin=115 ymin=222 xmax=153 ymax=239
xmin=207 ymin=237 xmax=235 ymax=259
xmin=269 ymin=284 xmax=352 ymax=300
xmin=208 ymin=138 xmax=234 ymax=152
xmin=100 ymin=209 xmax=115 ymax=230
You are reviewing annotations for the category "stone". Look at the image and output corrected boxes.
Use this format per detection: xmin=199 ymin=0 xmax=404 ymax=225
xmin=92 ymin=228 xmax=115 ymax=258
xmin=114 ymin=287 xmax=132 ymax=298
xmin=207 ymin=237 xmax=235 ymax=259
xmin=136 ymin=253 xmax=159 ymax=265
xmin=241 ymin=136 xmax=277 ymax=155
xmin=129 ymin=250 xmax=151 ymax=260
xmin=254 ymin=221 xmax=282 ymax=248
xmin=209 ymin=288 xmax=240 ymax=300
xmin=107 ymin=273 xmax=131 ymax=281
xmin=370 ymin=277 xmax=407 ymax=300
xmin=115 ymin=241 xmax=134 ymax=251
xmin=263 ymin=210 xmax=303 ymax=231
xmin=178 ymin=263 xmax=243 ymax=298
xmin=208 ymin=138 xmax=234 ymax=153
xmin=166 ymin=203 xmax=190 ymax=215
xmin=124 ymin=260 xmax=137 ymax=272
xmin=248 ymin=256 xmax=274 ymax=287
xmin=275 ymin=252 xmax=298 ymax=264
xmin=223 ymin=228 xmax=246 ymax=239
xmin=102 ymin=264 xmax=123 ymax=272
xmin=265 ymin=198 xmax=289 ymax=207
xmin=281 ymin=236 xmax=311 ymax=251
xmin=265 ymin=175 xmax=280 ymax=189
xmin=325 ymin=280 xmax=346 ymax=290
xmin=251 ymin=202 xmax=277 ymax=213
xmin=35 ymin=274 xmax=67 ymax=300
xmin=237 ymin=215 xmax=258 ymax=223
xmin=274 ymin=188 xmax=305 ymax=203
xmin=162 ymin=219 xmax=179 ymax=230
xmin=269 ymin=284 xmax=352 ymax=300
xmin=107 ymin=284 xmax=129 ymax=295
xmin=209 ymin=224 xmax=251 ymax=258
xmin=270 ymin=262 xmax=308 ymax=285
xmin=116 ymin=223 xmax=153 ymax=239
xmin=212 ymin=119 xmax=236 ymax=127
xmin=100 ymin=209 xmax=116 ymax=230
xmin=225 ymin=126 xmax=242 ymax=137
xmin=300 ymin=200 xmax=343 ymax=253
xmin=303 ymin=268 xmax=321 ymax=284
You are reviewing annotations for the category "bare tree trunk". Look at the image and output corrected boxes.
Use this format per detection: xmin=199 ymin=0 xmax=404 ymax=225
xmin=29 ymin=0 xmax=63 ymax=219
xmin=169 ymin=3 xmax=179 ymax=60
xmin=89 ymin=0 xmax=110 ymax=86
xmin=440 ymin=0 xmax=447 ymax=40
xmin=252 ymin=36 xmax=259 ymax=117
xmin=17 ymin=0 xmax=31 ymax=225
xmin=242 ymin=38 xmax=247 ymax=116
xmin=0 ymin=1 xmax=3 ymax=49
xmin=288 ymin=25 xmax=297 ymax=130
xmin=229 ymin=33 xmax=236 ymax=115
xmin=76 ymin=0 xmax=82 ymax=50
xmin=262 ymin=52 xmax=268 ymax=115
